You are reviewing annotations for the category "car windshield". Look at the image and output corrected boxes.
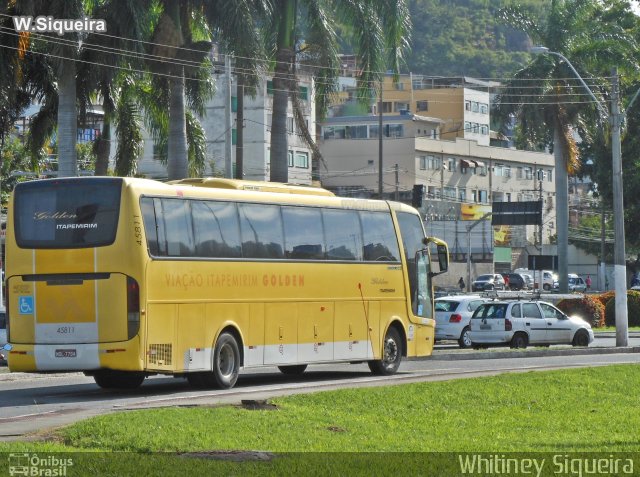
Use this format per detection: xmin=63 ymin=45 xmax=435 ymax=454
xmin=476 ymin=275 xmax=492 ymax=281
xmin=435 ymin=301 xmax=460 ymax=312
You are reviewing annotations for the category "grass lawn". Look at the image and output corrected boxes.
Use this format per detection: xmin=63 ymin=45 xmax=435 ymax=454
xmin=1 ymin=365 xmax=638 ymax=475
xmin=2 ymin=364 xmax=639 ymax=452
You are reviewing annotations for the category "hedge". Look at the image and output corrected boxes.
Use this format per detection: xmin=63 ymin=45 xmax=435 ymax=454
xmin=604 ymin=290 xmax=640 ymax=327
xmin=557 ymin=295 xmax=605 ymax=328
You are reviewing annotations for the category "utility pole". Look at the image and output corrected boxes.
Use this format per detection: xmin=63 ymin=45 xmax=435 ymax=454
xmin=600 ymin=200 xmax=606 ymax=290
xmin=538 ymin=169 xmax=543 ymax=254
xmin=394 ymin=164 xmax=399 ymax=201
xmin=378 ymin=79 xmax=383 ymax=198
xmin=225 ymin=53 xmax=233 ymax=178
xmin=611 ymin=68 xmax=628 ymax=346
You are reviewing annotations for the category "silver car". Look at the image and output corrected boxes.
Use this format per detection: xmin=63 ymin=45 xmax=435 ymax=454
xmin=435 ymin=295 xmax=488 ymax=348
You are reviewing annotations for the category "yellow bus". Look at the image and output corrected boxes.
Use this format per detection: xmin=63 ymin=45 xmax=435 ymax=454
xmin=4 ymin=177 xmax=448 ymax=389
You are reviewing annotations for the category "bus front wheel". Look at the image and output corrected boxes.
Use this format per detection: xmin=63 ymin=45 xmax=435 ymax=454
xmin=93 ymin=370 xmax=145 ymax=389
xmin=188 ymin=332 xmax=240 ymax=389
xmin=368 ymin=327 xmax=403 ymax=376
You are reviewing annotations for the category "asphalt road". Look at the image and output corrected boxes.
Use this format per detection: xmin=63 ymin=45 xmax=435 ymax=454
xmin=0 ymin=340 xmax=638 ymax=442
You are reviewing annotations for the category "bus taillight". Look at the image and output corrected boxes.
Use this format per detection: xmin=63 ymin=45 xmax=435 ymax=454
xmin=127 ymin=277 xmax=140 ymax=340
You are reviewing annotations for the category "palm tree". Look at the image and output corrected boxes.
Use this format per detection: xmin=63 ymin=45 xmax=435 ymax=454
xmin=266 ymin=0 xmax=411 ymax=183
xmin=495 ymin=0 xmax=638 ymax=292
xmin=149 ymin=0 xmax=264 ymax=180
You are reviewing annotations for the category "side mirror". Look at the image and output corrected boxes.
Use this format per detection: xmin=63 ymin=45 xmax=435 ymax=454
xmin=436 ymin=244 xmax=448 ymax=273
xmin=423 ymin=236 xmax=449 ymax=275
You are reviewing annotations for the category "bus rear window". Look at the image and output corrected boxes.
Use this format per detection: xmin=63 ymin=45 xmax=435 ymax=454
xmin=14 ymin=178 xmax=122 ymax=248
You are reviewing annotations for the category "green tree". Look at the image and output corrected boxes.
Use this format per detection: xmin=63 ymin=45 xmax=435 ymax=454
xmin=150 ymin=0 xmax=264 ymax=180
xmin=495 ymin=0 xmax=638 ymax=292
xmin=266 ymin=0 xmax=412 ymax=183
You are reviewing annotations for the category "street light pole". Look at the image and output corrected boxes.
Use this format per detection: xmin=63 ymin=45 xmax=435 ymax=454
xmin=610 ymin=68 xmax=628 ymax=346
xmin=531 ymin=46 xmax=628 ymax=346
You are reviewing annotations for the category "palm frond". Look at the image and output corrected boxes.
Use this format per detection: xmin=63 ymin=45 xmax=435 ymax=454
xmin=185 ymin=110 xmax=206 ymax=177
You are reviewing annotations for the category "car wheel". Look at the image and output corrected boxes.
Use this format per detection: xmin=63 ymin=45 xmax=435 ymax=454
xmin=458 ymin=326 xmax=472 ymax=349
xmin=543 ymin=284 xmax=551 ymax=291
xmin=368 ymin=327 xmax=402 ymax=375
xmin=278 ymin=365 xmax=308 ymax=375
xmin=510 ymin=332 xmax=528 ymax=349
xmin=572 ymin=329 xmax=590 ymax=347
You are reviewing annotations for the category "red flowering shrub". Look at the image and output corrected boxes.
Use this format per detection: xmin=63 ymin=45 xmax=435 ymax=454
xmin=557 ymin=295 xmax=605 ymax=328
xmin=595 ymin=290 xmax=615 ymax=309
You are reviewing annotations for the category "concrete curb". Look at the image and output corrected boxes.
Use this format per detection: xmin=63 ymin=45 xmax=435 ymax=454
xmin=427 ymin=346 xmax=640 ymax=361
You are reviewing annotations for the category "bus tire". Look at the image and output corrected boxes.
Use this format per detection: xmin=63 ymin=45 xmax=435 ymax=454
xmin=192 ymin=332 xmax=241 ymax=389
xmin=93 ymin=370 xmax=145 ymax=389
xmin=278 ymin=365 xmax=307 ymax=375
xmin=368 ymin=326 xmax=403 ymax=376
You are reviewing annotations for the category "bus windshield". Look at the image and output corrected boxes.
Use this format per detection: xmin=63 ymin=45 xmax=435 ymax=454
xmin=14 ymin=178 xmax=121 ymax=249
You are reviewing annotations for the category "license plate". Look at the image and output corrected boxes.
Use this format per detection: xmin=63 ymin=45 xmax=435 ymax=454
xmin=55 ymin=349 xmax=77 ymax=358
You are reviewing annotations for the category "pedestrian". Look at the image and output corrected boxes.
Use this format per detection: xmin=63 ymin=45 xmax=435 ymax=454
xmin=503 ymin=274 xmax=510 ymax=290
xmin=458 ymin=277 xmax=465 ymax=292
xmin=585 ymin=274 xmax=592 ymax=291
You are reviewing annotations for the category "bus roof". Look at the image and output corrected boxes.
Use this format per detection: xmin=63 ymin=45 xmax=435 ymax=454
xmin=168 ymin=178 xmax=335 ymax=197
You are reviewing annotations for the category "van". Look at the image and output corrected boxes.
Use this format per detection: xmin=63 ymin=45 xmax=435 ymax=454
xmin=514 ymin=268 xmax=556 ymax=291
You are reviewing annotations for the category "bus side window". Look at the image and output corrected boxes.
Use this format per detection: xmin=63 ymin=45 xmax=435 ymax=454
xmin=323 ymin=209 xmax=363 ymax=261
xmin=140 ymin=197 xmax=158 ymax=255
xmin=239 ymin=204 xmax=285 ymax=259
xmin=282 ymin=206 xmax=324 ymax=260
xmin=160 ymin=199 xmax=195 ymax=257
xmin=192 ymin=200 xmax=242 ymax=258
xmin=360 ymin=211 xmax=400 ymax=262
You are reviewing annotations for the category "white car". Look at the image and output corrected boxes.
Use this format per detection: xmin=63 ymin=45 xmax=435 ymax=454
xmin=553 ymin=274 xmax=587 ymax=293
xmin=469 ymin=300 xmax=594 ymax=349
xmin=435 ymin=295 xmax=488 ymax=348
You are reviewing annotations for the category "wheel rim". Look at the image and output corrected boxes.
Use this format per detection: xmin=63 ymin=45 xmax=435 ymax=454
xmin=462 ymin=330 xmax=472 ymax=347
xmin=383 ymin=337 xmax=398 ymax=366
xmin=218 ymin=342 xmax=236 ymax=378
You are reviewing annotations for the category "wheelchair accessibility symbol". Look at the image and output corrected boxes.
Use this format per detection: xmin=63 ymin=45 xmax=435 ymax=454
xmin=19 ymin=296 xmax=34 ymax=315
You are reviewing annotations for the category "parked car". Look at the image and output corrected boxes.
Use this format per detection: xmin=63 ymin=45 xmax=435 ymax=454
xmin=469 ymin=300 xmax=594 ymax=349
xmin=521 ymin=273 xmax=534 ymax=289
xmin=514 ymin=269 xmax=556 ymax=291
xmin=471 ymin=274 xmax=505 ymax=292
xmin=501 ymin=272 xmax=527 ymax=291
xmin=553 ymin=274 xmax=587 ymax=293
xmin=435 ymin=295 xmax=489 ymax=348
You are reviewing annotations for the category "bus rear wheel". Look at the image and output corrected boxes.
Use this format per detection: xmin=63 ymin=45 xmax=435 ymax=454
xmin=93 ymin=370 xmax=145 ymax=389
xmin=368 ymin=327 xmax=403 ymax=376
xmin=188 ymin=332 xmax=240 ymax=389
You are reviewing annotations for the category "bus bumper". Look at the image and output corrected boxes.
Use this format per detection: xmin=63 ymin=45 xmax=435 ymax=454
xmin=7 ymin=339 xmax=143 ymax=373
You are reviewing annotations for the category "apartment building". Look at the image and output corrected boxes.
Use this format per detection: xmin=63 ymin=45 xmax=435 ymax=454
xmin=330 ymin=75 xmax=496 ymax=146
xmin=136 ymin=72 xmax=316 ymax=184
xmin=319 ymin=118 xmax=556 ymax=249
